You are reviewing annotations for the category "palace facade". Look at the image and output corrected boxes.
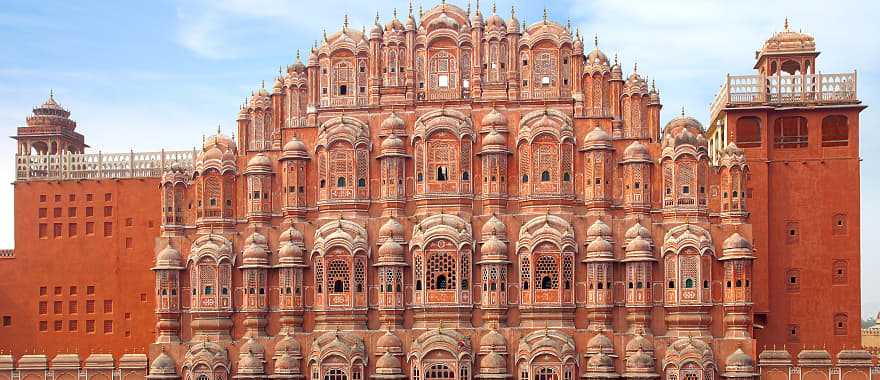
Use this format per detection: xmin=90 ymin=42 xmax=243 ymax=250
xmin=1 ymin=3 xmax=870 ymax=380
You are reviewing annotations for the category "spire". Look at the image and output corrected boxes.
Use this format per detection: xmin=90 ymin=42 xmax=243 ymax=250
xmin=681 ymin=106 xmax=685 ymax=116
xmin=49 ymin=89 xmax=54 ymax=100
xmin=511 ymin=5 xmax=515 ymax=18
xmin=419 ymin=3 xmax=423 ymax=18
xmin=784 ymin=17 xmax=789 ymax=31
xmin=343 ymin=13 xmax=349 ymax=30
xmin=393 ymin=7 xmax=398 ymax=19
xmin=409 ymin=0 xmax=413 ymax=16
xmin=543 ymin=6 xmax=548 ymax=24
xmin=594 ymin=33 xmax=598 ymax=47
xmin=613 ymin=53 xmax=618 ymax=65
xmin=566 ymin=17 xmax=571 ymax=31
xmin=633 ymin=61 xmax=638 ymax=73
xmin=323 ymin=28 xmax=327 ymax=41
xmin=375 ymin=11 xmax=380 ymax=24
xmin=492 ymin=1 xmax=496 ymax=14
xmin=295 ymin=49 xmax=301 ymax=62
xmin=466 ymin=0 xmax=470 ymax=16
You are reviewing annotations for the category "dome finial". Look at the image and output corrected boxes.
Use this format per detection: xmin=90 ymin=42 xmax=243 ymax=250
xmin=543 ymin=6 xmax=548 ymax=24
xmin=613 ymin=53 xmax=618 ymax=65
xmin=49 ymin=89 xmax=54 ymax=100
xmin=466 ymin=0 xmax=471 ymax=15
xmin=511 ymin=5 xmax=515 ymax=18
xmin=409 ymin=0 xmax=413 ymax=16
xmin=784 ymin=17 xmax=789 ymax=31
xmin=594 ymin=33 xmax=598 ymax=47
xmin=217 ymin=123 xmax=221 ymax=135
xmin=633 ymin=61 xmax=638 ymax=73
xmin=295 ymin=49 xmax=301 ymax=61
xmin=492 ymin=1 xmax=496 ymax=14
xmin=566 ymin=17 xmax=571 ymax=31
xmin=343 ymin=13 xmax=349 ymax=30
xmin=681 ymin=106 xmax=685 ymax=116
xmin=393 ymin=7 xmax=398 ymax=19
xmin=419 ymin=3 xmax=423 ymax=18
xmin=375 ymin=11 xmax=380 ymax=24
xmin=323 ymin=28 xmax=327 ymax=41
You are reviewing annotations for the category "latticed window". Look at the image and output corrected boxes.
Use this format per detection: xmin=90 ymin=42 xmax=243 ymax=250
xmin=535 ymin=255 xmax=559 ymax=290
xmin=520 ymin=256 xmax=531 ymax=290
xmin=332 ymin=62 xmax=354 ymax=97
xmin=562 ymin=256 xmax=574 ymax=290
xmin=677 ymin=161 xmax=695 ymax=205
xmin=427 ymin=249 xmax=456 ymax=290
xmin=774 ymin=116 xmax=808 ymax=148
xmin=324 ymin=368 xmax=348 ymax=380
xmin=425 ymin=363 xmax=454 ymax=380
xmin=354 ymin=260 xmax=365 ymax=292
xmin=315 ymin=260 xmax=325 ymax=293
xmin=460 ymin=252 xmax=470 ymax=290
xmin=535 ymin=367 xmax=558 ymax=380
xmin=533 ymin=52 xmax=556 ymax=87
xmin=327 ymin=259 xmax=351 ymax=293
xmin=429 ymin=51 xmax=457 ymax=91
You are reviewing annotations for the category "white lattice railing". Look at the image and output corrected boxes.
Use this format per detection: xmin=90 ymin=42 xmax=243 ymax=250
xmin=709 ymin=71 xmax=858 ymax=121
xmin=15 ymin=149 xmax=197 ymax=181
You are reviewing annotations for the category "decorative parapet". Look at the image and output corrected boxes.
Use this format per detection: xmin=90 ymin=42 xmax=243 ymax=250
xmin=0 ymin=354 xmax=147 ymax=380
xmin=0 ymin=249 xmax=13 ymax=258
xmin=709 ymin=71 xmax=858 ymax=123
xmin=15 ymin=149 xmax=197 ymax=181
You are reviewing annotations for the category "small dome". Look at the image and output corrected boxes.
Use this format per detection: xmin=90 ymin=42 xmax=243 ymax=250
xmin=381 ymin=134 xmax=405 ymax=152
xmin=587 ymin=47 xmax=609 ymax=66
xmin=379 ymin=217 xmax=405 ymax=241
xmin=723 ymin=233 xmax=752 ymax=251
xmin=480 ymin=351 xmax=507 ymax=369
xmin=376 ymin=330 xmax=403 ymax=352
xmin=381 ymin=112 xmax=405 ymax=133
xmin=797 ymin=349 xmax=831 ymax=361
xmin=587 ymin=352 xmax=614 ymax=369
xmin=758 ymin=349 xmax=792 ymax=362
xmin=242 ymin=243 xmax=269 ymax=265
xmin=482 ymin=129 xmax=507 ymax=147
xmin=837 ymin=350 xmax=872 ymax=362
xmin=625 ymin=222 xmax=652 ymax=241
xmin=283 ymin=137 xmax=308 ymax=154
xmin=244 ymin=232 xmax=268 ymax=246
xmin=626 ymin=349 xmax=655 ymax=370
xmin=277 ymin=242 xmax=303 ymax=261
xmin=584 ymin=126 xmax=611 ymax=143
xmin=586 ymin=237 xmax=613 ymax=255
xmin=204 ymin=146 xmax=223 ymax=161
xmin=481 ymin=108 xmax=508 ymax=129
xmin=241 ymin=337 xmax=266 ymax=356
xmin=238 ymin=351 xmax=263 ymax=373
xmin=280 ymin=226 xmax=304 ymax=243
xmin=625 ymin=334 xmax=653 ymax=353
xmin=246 ymin=153 xmax=273 ymax=172
xmin=587 ymin=333 xmax=614 ymax=353
xmin=481 ymin=215 xmax=507 ymax=240
xmin=149 ymin=352 xmax=177 ymax=375
xmin=378 ymin=240 xmax=405 ymax=259
xmin=725 ymin=348 xmax=755 ymax=369
xmin=761 ymin=19 xmax=816 ymax=55
xmin=156 ymin=245 xmax=183 ymax=267
xmin=273 ymin=76 xmax=284 ymax=92
xmin=480 ymin=329 xmax=507 ymax=349
xmin=481 ymin=235 xmax=508 ymax=258
xmin=486 ymin=12 xmax=506 ymax=29
xmin=275 ymin=334 xmax=302 ymax=354
xmin=376 ymin=352 xmax=400 ymax=370
xmin=587 ymin=220 xmax=611 ymax=238
xmin=274 ymin=352 xmax=298 ymax=372
xmin=625 ymin=235 xmax=652 ymax=256
xmin=622 ymin=141 xmax=651 ymax=162
xmin=662 ymin=114 xmax=706 ymax=150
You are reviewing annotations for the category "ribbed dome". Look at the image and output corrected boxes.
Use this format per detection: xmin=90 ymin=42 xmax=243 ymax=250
xmin=242 ymin=242 xmax=269 ymax=266
xmin=381 ymin=134 xmax=406 ymax=153
xmin=378 ymin=240 xmax=405 ymax=259
xmin=381 ymin=112 xmax=405 ymax=133
xmin=587 ymin=333 xmax=614 ymax=353
xmin=625 ymin=235 xmax=652 ymax=256
xmin=274 ymin=334 xmax=302 ymax=354
xmin=626 ymin=349 xmax=655 ymax=369
xmin=481 ymin=235 xmax=508 ymax=258
xmin=283 ymin=137 xmax=308 ymax=154
xmin=155 ymin=245 xmax=183 ymax=268
xmin=723 ymin=232 xmax=751 ymax=251
xmin=480 ymin=329 xmax=507 ymax=349
xmin=376 ymin=330 xmax=403 ymax=352
xmin=480 ymin=351 xmax=507 ymax=369
xmin=274 ymin=352 xmax=298 ymax=372
xmin=241 ymin=337 xmax=266 ymax=356
xmin=277 ymin=242 xmax=303 ymax=262
xmin=481 ymin=215 xmax=507 ymax=240
xmin=587 ymin=47 xmax=609 ymax=66
xmin=761 ymin=19 xmax=816 ymax=54
xmin=379 ymin=217 xmax=405 ymax=241
xmin=622 ymin=141 xmax=652 ymax=162
xmin=280 ymin=226 xmax=304 ymax=243
xmin=587 ymin=352 xmax=614 ymax=369
xmin=585 ymin=126 xmax=611 ymax=143
xmin=481 ymin=108 xmax=508 ymax=130
xmin=725 ymin=348 xmax=754 ymax=368
xmin=149 ymin=352 xmax=177 ymax=375
xmin=246 ymin=153 xmax=273 ymax=172
xmin=625 ymin=222 xmax=652 ymax=241
xmin=482 ymin=129 xmax=507 ymax=147
xmin=376 ymin=352 xmax=400 ymax=369
xmin=625 ymin=334 xmax=653 ymax=353
xmin=587 ymin=220 xmax=611 ymax=238
xmin=586 ymin=237 xmax=613 ymax=255
xmin=244 ymin=232 xmax=268 ymax=246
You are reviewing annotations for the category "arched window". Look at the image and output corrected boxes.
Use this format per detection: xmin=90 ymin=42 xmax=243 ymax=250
xmin=541 ymin=170 xmax=551 ymax=182
xmin=773 ymin=116 xmax=808 ymax=149
xmin=437 ymin=166 xmax=449 ymax=181
xmin=197 ymin=375 xmax=209 ymax=380
xmin=337 ymin=177 xmax=346 ymax=187
xmin=821 ymin=115 xmax=848 ymax=147
xmin=534 ymin=255 xmax=559 ymax=290
xmin=735 ymin=117 xmax=762 ymax=148
xmin=327 ymin=259 xmax=350 ymax=294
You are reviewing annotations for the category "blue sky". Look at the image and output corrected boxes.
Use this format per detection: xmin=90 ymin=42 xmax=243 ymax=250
xmin=0 ymin=0 xmax=878 ymax=314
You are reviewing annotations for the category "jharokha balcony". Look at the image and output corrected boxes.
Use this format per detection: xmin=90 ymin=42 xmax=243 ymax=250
xmin=709 ymin=71 xmax=859 ymax=122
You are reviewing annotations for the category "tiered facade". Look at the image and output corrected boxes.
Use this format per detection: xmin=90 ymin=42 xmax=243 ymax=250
xmin=1 ymin=4 xmax=869 ymax=380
